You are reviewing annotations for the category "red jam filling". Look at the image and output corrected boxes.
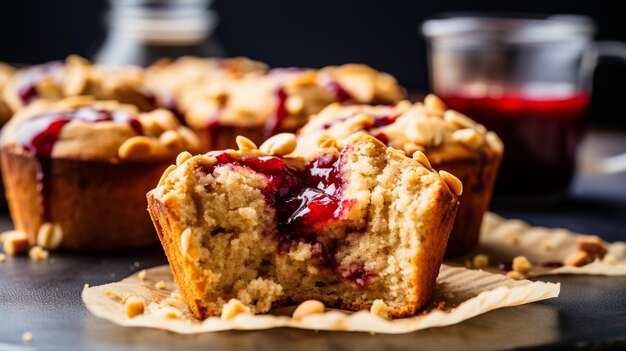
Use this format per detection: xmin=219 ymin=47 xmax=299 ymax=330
xmin=325 ymin=81 xmax=355 ymax=103
xmin=16 ymin=61 xmax=64 ymax=104
xmin=204 ymin=150 xmax=375 ymax=287
xmin=16 ymin=108 xmax=143 ymax=222
xmin=262 ymin=86 xmax=288 ymax=140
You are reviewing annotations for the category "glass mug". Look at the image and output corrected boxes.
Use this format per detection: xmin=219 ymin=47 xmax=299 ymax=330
xmin=422 ymin=15 xmax=626 ymax=202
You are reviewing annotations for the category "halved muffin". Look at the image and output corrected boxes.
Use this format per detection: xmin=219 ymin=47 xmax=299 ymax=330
xmin=147 ymin=133 xmax=460 ymax=318
xmin=296 ymin=96 xmax=503 ymax=256
xmin=0 ymin=96 xmax=200 ymax=251
xmin=183 ymin=64 xmax=406 ymax=151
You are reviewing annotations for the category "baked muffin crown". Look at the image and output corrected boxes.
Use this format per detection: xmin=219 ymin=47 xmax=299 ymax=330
xmin=0 ymin=96 xmax=201 ymax=162
xmin=3 ymin=55 xmax=157 ymax=112
xmin=0 ymin=62 xmax=15 ymax=124
xmin=183 ymin=64 xmax=406 ymax=135
xmin=295 ymin=95 xmax=504 ymax=163
xmin=146 ymin=56 xmax=268 ymax=112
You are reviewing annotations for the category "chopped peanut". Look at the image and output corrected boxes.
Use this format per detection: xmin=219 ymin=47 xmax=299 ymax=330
xmin=512 ymin=256 xmax=532 ymax=274
xmin=293 ymin=300 xmax=325 ymax=320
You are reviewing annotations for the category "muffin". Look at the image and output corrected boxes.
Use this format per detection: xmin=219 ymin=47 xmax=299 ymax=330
xmin=0 ymin=62 xmax=14 ymax=126
xmin=147 ymin=132 xmax=460 ymax=318
xmin=296 ymin=95 xmax=503 ymax=256
xmin=146 ymin=56 xmax=268 ymax=115
xmin=183 ymin=64 xmax=405 ymax=151
xmin=3 ymin=55 xmax=157 ymax=113
xmin=0 ymin=96 xmax=201 ymax=251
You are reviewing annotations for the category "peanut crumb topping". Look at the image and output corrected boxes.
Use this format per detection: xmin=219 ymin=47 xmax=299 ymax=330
xmin=296 ymin=94 xmax=503 ymax=163
xmin=1 ymin=97 xmax=200 ymax=162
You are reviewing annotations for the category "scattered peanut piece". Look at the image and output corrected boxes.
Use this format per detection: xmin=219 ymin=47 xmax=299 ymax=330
xmin=157 ymin=306 xmax=182 ymax=319
xmin=565 ymin=250 xmax=592 ymax=267
xmin=83 ymin=283 xmax=90 ymax=289
xmin=472 ymin=254 xmax=489 ymax=269
xmin=577 ymin=236 xmax=608 ymax=259
xmin=221 ymin=299 xmax=251 ymax=321
xmin=506 ymin=271 xmax=525 ymax=280
xmin=603 ymin=254 xmax=617 ymax=265
xmin=105 ymin=289 xmax=131 ymax=303
xmin=155 ymin=280 xmax=166 ymax=290
xmin=125 ymin=296 xmax=145 ymax=318
xmin=137 ymin=269 xmax=147 ymax=281
xmin=512 ymin=256 xmax=532 ymax=274
xmin=22 ymin=332 xmax=33 ymax=343
xmin=2 ymin=231 xmax=29 ymax=256
xmin=0 ymin=253 xmax=6 ymax=263
xmin=369 ymin=299 xmax=391 ymax=320
xmin=293 ymin=300 xmax=325 ymax=321
xmin=29 ymin=246 xmax=49 ymax=262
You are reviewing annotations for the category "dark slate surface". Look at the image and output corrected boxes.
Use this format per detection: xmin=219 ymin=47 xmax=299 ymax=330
xmin=1 ymin=131 xmax=625 ymax=350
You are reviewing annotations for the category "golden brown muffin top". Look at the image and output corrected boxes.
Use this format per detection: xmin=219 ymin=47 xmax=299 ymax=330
xmin=0 ymin=62 xmax=15 ymax=124
xmin=146 ymin=56 xmax=268 ymax=112
xmin=295 ymin=95 xmax=503 ymax=164
xmin=0 ymin=96 xmax=200 ymax=162
xmin=3 ymin=55 xmax=157 ymax=113
xmin=183 ymin=64 xmax=406 ymax=136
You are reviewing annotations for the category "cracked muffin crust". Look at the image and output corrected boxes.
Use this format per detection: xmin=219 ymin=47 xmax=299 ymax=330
xmin=147 ymin=133 xmax=460 ymax=319
xmin=296 ymin=95 xmax=503 ymax=256
xmin=182 ymin=64 xmax=406 ymax=151
xmin=3 ymin=55 xmax=157 ymax=113
xmin=146 ymin=56 xmax=268 ymax=115
xmin=0 ymin=97 xmax=201 ymax=251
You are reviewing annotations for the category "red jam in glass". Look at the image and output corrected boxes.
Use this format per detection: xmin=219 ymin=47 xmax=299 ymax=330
xmin=16 ymin=108 xmax=143 ymax=222
xmin=441 ymin=92 xmax=590 ymax=198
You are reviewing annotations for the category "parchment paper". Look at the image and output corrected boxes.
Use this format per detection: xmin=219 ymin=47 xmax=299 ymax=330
xmin=83 ymin=264 xmax=559 ymax=334
xmin=455 ymin=213 xmax=626 ymax=277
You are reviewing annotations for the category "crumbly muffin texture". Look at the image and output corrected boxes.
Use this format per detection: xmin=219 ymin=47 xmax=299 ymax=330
xmin=295 ymin=95 xmax=503 ymax=256
xmin=147 ymin=133 xmax=459 ymax=319
xmin=3 ymin=55 xmax=156 ymax=112
xmin=0 ymin=96 xmax=200 ymax=162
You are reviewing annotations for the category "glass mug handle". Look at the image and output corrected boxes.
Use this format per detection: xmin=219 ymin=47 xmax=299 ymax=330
xmin=584 ymin=41 xmax=626 ymax=174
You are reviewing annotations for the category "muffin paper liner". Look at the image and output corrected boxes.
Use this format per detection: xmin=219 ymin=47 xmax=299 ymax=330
xmin=82 ymin=263 xmax=559 ymax=334
xmin=452 ymin=213 xmax=626 ymax=277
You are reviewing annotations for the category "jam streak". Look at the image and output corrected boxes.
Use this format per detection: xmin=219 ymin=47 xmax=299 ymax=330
xmin=17 ymin=108 xmax=143 ymax=222
xmin=16 ymin=61 xmax=64 ymax=104
xmin=325 ymin=81 xmax=354 ymax=104
xmin=262 ymin=86 xmax=288 ymax=140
